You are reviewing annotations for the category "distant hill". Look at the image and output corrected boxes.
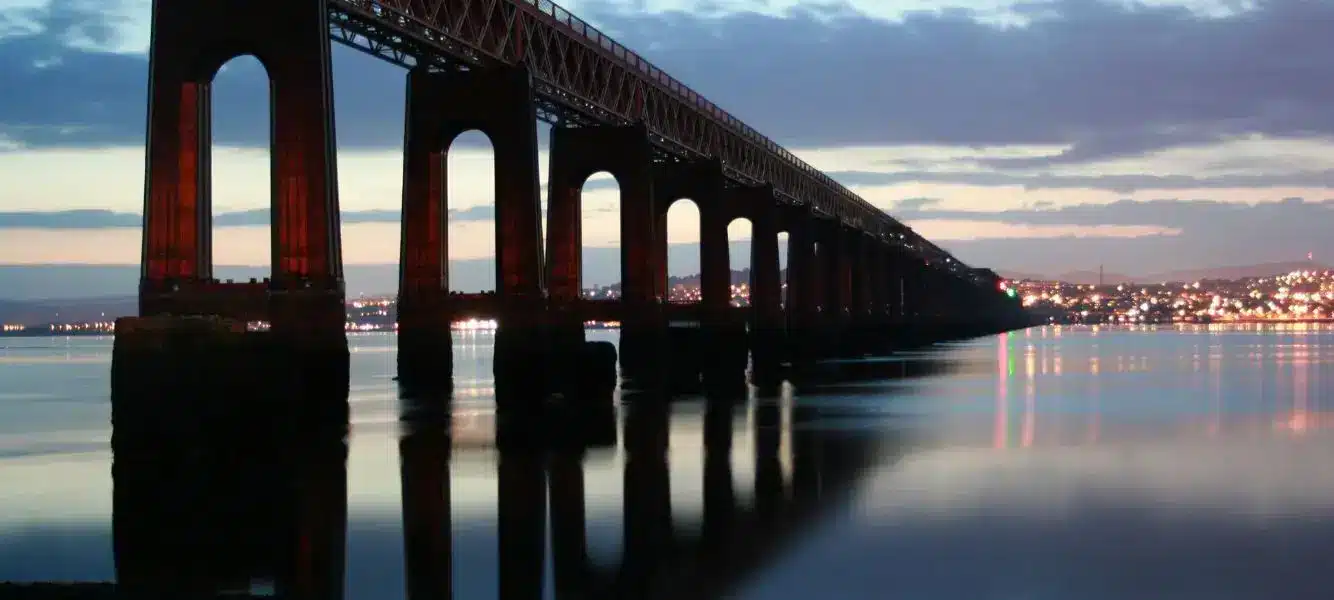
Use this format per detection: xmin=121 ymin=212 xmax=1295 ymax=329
xmin=996 ymin=270 xmax=1045 ymax=281
xmin=1140 ymin=261 xmax=1331 ymax=283
xmin=1050 ymin=270 xmax=1137 ymax=285
xmin=0 ymin=295 xmax=137 ymax=325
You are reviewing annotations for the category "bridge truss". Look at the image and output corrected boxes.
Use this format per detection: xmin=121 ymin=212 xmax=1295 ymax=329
xmin=326 ymin=0 xmax=971 ymax=274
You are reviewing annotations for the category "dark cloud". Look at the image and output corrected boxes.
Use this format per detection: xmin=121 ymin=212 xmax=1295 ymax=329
xmin=831 ymin=169 xmax=1334 ymax=193
xmin=909 ymin=197 xmax=1334 ymax=275
xmin=0 ymin=207 xmax=494 ymax=228
xmin=0 ymin=0 xmax=1331 ymax=165
xmin=594 ymin=0 xmax=1334 ymax=162
xmin=896 ymin=196 xmax=1334 ymax=229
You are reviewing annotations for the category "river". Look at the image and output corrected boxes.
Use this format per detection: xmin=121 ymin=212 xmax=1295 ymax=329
xmin=2 ymin=324 xmax=1332 ymax=599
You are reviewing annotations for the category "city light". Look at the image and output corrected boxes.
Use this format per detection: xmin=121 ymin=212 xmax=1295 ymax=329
xmin=1008 ymin=269 xmax=1334 ymax=324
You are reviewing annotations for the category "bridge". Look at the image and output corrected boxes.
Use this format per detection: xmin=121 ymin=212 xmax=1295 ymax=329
xmin=128 ymin=0 xmax=1031 ymax=389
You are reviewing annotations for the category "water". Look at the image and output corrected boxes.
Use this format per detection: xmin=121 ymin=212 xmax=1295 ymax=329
xmin=2 ymin=324 xmax=1333 ymax=598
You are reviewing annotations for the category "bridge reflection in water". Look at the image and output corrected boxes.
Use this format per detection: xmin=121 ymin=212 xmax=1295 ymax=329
xmin=99 ymin=348 xmax=953 ymax=600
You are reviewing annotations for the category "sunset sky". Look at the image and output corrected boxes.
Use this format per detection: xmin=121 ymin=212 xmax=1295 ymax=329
xmin=1 ymin=0 xmax=1332 ymax=289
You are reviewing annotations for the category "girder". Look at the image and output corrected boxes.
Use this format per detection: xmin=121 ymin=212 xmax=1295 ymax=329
xmin=326 ymin=0 xmax=970 ymax=270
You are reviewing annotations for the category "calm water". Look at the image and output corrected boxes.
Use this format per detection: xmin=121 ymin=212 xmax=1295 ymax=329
xmin=2 ymin=324 xmax=1334 ymax=598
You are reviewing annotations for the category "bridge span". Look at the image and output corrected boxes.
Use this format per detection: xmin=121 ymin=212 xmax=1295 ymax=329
xmin=127 ymin=0 xmax=1031 ymax=389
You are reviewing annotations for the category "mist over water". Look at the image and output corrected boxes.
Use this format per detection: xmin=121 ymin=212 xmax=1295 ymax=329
xmin=2 ymin=324 xmax=1333 ymax=599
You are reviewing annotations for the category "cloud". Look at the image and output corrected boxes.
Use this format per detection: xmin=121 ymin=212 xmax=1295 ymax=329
xmin=904 ymin=196 xmax=1334 ymax=274
xmin=589 ymin=0 xmax=1334 ymax=160
xmin=893 ymin=197 xmax=942 ymax=211
xmin=896 ymin=196 xmax=1334 ymax=229
xmin=832 ymin=169 xmax=1334 ymax=193
xmin=0 ymin=207 xmax=496 ymax=228
xmin=1 ymin=0 xmax=1331 ymax=165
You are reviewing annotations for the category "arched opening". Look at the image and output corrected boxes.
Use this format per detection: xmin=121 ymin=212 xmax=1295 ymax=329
xmin=581 ymin=171 xmax=620 ymax=301
xmin=331 ymin=46 xmax=408 ymax=300
xmin=727 ymin=217 xmax=753 ymax=307
xmin=209 ymin=54 xmax=271 ymax=282
xmin=665 ymin=199 xmax=701 ymax=304
xmin=777 ymin=231 xmax=790 ymax=310
xmin=446 ymin=130 xmax=495 ymax=294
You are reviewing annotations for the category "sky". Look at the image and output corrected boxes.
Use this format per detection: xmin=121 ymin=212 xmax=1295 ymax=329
xmin=2 ymin=0 xmax=1333 ymax=289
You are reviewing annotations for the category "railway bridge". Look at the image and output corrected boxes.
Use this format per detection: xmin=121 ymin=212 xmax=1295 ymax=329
xmin=129 ymin=0 xmax=1030 ymax=388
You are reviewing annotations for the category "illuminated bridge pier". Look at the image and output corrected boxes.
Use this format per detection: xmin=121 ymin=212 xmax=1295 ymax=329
xmin=115 ymin=0 xmax=1032 ymax=403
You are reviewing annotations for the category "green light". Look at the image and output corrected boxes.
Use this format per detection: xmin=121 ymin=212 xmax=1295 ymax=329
xmin=1006 ymin=289 xmax=1017 ymax=298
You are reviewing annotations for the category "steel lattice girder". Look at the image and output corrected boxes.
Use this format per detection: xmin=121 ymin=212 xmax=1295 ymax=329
xmin=327 ymin=0 xmax=968 ymax=269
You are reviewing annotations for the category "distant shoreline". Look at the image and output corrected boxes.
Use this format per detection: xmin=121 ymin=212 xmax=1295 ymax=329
xmin=3 ymin=320 xmax=1333 ymax=339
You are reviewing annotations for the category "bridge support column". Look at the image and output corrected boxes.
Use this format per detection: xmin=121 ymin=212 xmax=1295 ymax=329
xmin=124 ymin=0 xmax=345 ymax=408
xmin=161 ymin=0 xmax=344 ymax=335
xmin=872 ymin=240 xmax=904 ymax=353
xmin=884 ymin=243 xmax=905 ymax=321
xmin=812 ymin=220 xmax=847 ymax=358
xmin=935 ymin=269 xmax=972 ymax=341
xmin=843 ymin=231 xmax=877 ymax=356
xmin=897 ymin=253 xmax=929 ymax=346
xmin=397 ymin=65 xmax=545 ymax=396
xmin=921 ymin=264 xmax=948 ymax=343
xmin=783 ymin=210 xmax=819 ymax=372
xmin=834 ymin=225 xmax=857 ymax=355
xmin=745 ymin=187 xmax=784 ymax=389
xmin=398 ymin=67 xmax=453 ymax=386
xmin=548 ymin=125 xmax=661 ymax=386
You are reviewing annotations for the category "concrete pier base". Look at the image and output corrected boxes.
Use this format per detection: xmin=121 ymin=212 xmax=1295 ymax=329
xmin=397 ymin=322 xmax=455 ymax=390
xmin=109 ymin=315 xmax=350 ymax=598
xmin=750 ymin=326 xmax=787 ymax=390
xmin=619 ymin=323 xmax=666 ymax=388
xmin=494 ymin=324 xmax=551 ymax=408
xmin=110 ymin=316 xmax=350 ymax=433
xmin=702 ymin=321 xmax=749 ymax=398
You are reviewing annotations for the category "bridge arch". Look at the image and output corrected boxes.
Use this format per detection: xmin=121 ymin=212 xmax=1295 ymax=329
xmin=664 ymin=198 xmax=701 ymax=304
xmin=444 ymin=129 xmax=497 ymax=293
xmin=727 ymin=217 xmax=753 ymax=306
xmin=578 ymin=171 xmax=622 ymax=299
xmin=209 ymin=54 xmax=272 ymax=277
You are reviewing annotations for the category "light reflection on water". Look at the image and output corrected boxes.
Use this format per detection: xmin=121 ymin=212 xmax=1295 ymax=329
xmin=1 ymin=325 xmax=1333 ymax=598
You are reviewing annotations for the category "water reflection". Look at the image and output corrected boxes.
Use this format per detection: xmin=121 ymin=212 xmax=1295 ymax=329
xmin=18 ymin=325 xmax=1334 ymax=598
xmin=110 ymin=383 xmax=349 ymax=598
xmin=392 ymin=379 xmax=885 ymax=600
xmin=86 ymin=335 xmax=908 ymax=599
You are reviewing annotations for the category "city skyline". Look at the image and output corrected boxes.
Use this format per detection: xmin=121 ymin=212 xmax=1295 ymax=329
xmin=3 ymin=0 xmax=1334 ymax=284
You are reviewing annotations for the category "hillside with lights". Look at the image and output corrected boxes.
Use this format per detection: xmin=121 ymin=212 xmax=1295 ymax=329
xmin=1007 ymin=270 xmax=1334 ymax=324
